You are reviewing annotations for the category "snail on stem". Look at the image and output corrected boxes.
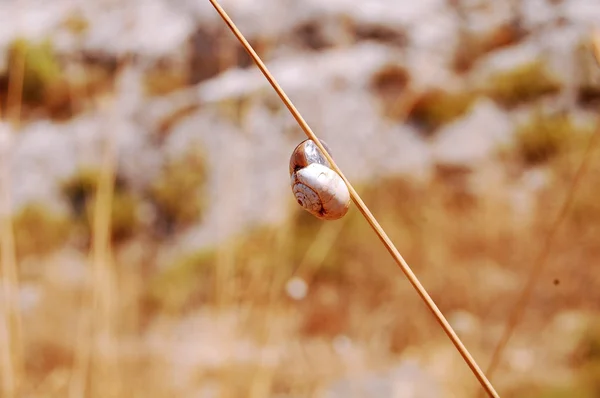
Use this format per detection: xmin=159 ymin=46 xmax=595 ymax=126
xmin=289 ymin=139 xmax=350 ymax=220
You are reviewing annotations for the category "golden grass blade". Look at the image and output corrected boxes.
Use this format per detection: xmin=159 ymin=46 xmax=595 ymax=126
xmin=68 ymin=72 xmax=124 ymax=398
xmin=0 ymin=128 xmax=20 ymax=398
xmin=208 ymin=1 xmax=500 ymax=396
xmin=480 ymin=29 xmax=600 ymax=392
xmin=90 ymin=94 xmax=121 ymax=397
xmin=0 ymin=30 xmax=27 ymax=397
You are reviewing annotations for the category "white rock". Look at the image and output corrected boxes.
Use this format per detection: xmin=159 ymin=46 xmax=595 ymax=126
xmin=0 ymin=0 xmax=74 ymax=52
xmin=10 ymin=122 xmax=78 ymax=210
xmin=198 ymin=42 xmax=404 ymax=103
xmin=313 ymin=0 xmax=446 ymax=27
xmin=462 ymin=0 xmax=515 ymax=37
xmin=79 ymin=0 xmax=194 ymax=58
xmin=0 ymin=0 xmax=194 ymax=62
xmin=324 ymin=358 xmax=441 ymax=398
xmin=560 ymin=0 xmax=600 ymax=26
xmin=408 ymin=9 xmax=460 ymax=57
xmin=432 ymin=98 xmax=514 ymax=167
xmin=520 ymin=0 xmax=561 ymax=31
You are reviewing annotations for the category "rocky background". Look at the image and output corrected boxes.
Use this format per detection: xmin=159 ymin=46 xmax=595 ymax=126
xmin=1 ymin=0 xmax=600 ymax=397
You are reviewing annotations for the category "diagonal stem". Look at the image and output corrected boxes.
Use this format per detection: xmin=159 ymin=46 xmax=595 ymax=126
xmin=208 ymin=1 xmax=500 ymax=396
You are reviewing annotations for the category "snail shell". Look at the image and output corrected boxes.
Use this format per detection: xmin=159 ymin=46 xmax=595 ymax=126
xmin=289 ymin=139 xmax=350 ymax=220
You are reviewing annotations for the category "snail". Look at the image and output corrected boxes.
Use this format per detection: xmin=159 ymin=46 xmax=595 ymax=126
xmin=289 ymin=139 xmax=350 ymax=220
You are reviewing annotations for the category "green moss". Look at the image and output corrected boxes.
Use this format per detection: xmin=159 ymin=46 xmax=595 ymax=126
xmin=12 ymin=203 xmax=71 ymax=258
xmin=514 ymin=112 xmax=592 ymax=165
xmin=407 ymin=89 xmax=478 ymax=134
xmin=150 ymin=149 xmax=208 ymax=231
xmin=61 ymin=169 xmax=140 ymax=243
xmin=487 ymin=61 xmax=562 ymax=107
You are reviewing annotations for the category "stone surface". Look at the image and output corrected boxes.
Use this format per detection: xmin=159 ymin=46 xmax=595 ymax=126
xmin=324 ymin=358 xmax=441 ymax=398
xmin=431 ymin=98 xmax=514 ymax=167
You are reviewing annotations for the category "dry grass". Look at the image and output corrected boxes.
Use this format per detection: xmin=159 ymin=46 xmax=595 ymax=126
xmin=10 ymin=156 xmax=600 ymax=397
xmin=0 ymin=32 xmax=26 ymax=398
xmin=486 ymin=60 xmax=562 ymax=108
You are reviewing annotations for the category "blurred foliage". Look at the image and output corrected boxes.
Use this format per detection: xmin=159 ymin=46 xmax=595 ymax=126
xmin=144 ymin=174 xmax=493 ymax=338
xmin=522 ymin=387 xmax=593 ymax=398
xmin=61 ymin=168 xmax=140 ymax=243
xmin=215 ymin=96 xmax=252 ymax=128
xmin=570 ymin=319 xmax=600 ymax=397
xmin=5 ymin=38 xmax=62 ymax=106
xmin=12 ymin=203 xmax=72 ymax=258
xmin=143 ymin=63 xmax=188 ymax=97
xmin=62 ymin=12 xmax=90 ymax=36
xmin=487 ymin=61 xmax=561 ymax=107
xmin=370 ymin=64 xmax=410 ymax=120
xmin=566 ymin=159 xmax=600 ymax=229
xmin=156 ymin=103 xmax=200 ymax=138
xmin=149 ymin=149 xmax=208 ymax=233
xmin=453 ymin=24 xmax=526 ymax=73
xmin=109 ymin=192 xmax=141 ymax=242
xmin=513 ymin=112 xmax=593 ymax=165
xmin=580 ymin=362 xmax=600 ymax=397
xmin=146 ymin=249 xmax=216 ymax=313
xmin=575 ymin=37 xmax=600 ymax=107
xmin=407 ymin=89 xmax=478 ymax=134
xmin=1 ymin=37 xmax=117 ymax=120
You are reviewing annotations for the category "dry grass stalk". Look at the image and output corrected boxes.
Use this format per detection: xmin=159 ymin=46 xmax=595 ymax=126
xmin=480 ymin=29 xmax=600 ymax=394
xmin=0 ymin=126 xmax=21 ymax=398
xmin=208 ymin=0 xmax=500 ymax=396
xmin=90 ymin=94 xmax=121 ymax=396
xmin=0 ymin=35 xmax=27 ymax=398
xmin=68 ymin=68 xmax=125 ymax=398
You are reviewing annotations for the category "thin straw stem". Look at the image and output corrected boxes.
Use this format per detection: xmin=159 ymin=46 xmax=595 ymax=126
xmin=208 ymin=1 xmax=500 ymax=396
xmin=480 ymin=29 xmax=600 ymax=393
xmin=0 ymin=22 xmax=27 ymax=396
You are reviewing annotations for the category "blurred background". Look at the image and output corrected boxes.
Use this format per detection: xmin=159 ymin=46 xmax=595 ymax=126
xmin=0 ymin=0 xmax=600 ymax=397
